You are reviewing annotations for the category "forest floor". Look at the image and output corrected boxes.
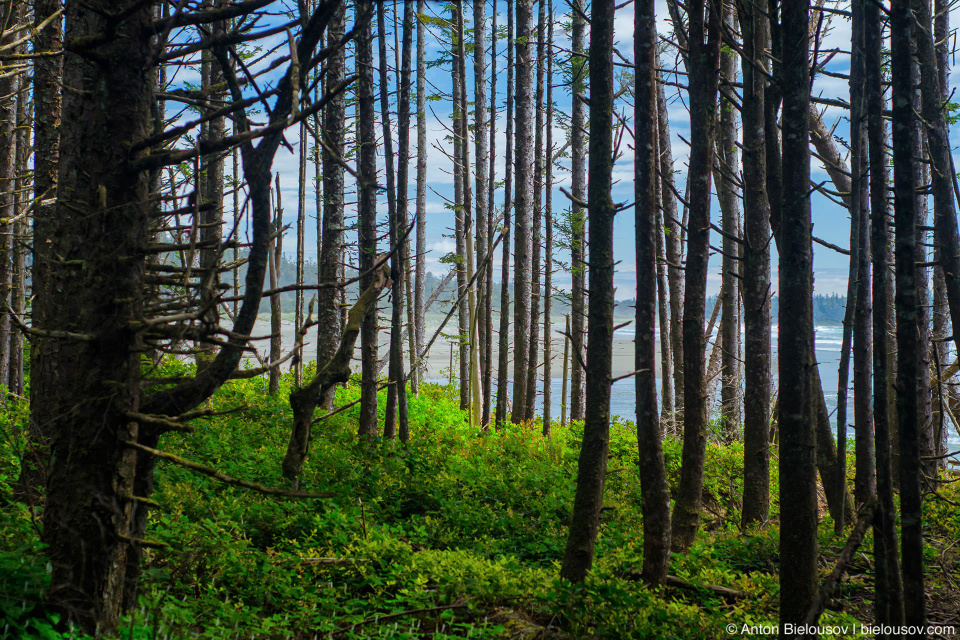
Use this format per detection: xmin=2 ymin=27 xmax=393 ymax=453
xmin=1 ymin=361 xmax=959 ymax=639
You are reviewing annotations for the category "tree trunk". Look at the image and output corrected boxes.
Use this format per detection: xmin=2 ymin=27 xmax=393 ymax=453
xmin=357 ymin=0 xmax=379 ymax=439
xmin=474 ymin=0 xmax=489 ymax=428
xmin=0 ymin=13 xmax=15 ymax=393
xmin=495 ymin=0 xmax=514 ymax=428
xmin=452 ymin=20 xmax=470 ymax=412
xmin=378 ymin=1 xmax=403 ymax=441
xmin=524 ymin=0 xmax=546 ymax=424
xmin=866 ymin=0 xmax=905 ymax=625
xmin=891 ymin=0 xmax=926 ymax=629
xmin=559 ymin=0 xmax=616 ymax=582
xmin=542 ymin=0 xmax=555 ymax=435
xmin=778 ymin=0 xmax=819 ymax=631
xmin=635 ymin=0 xmax=672 ymax=586
xmin=484 ymin=0 xmax=497 ymax=427
xmin=10 ymin=49 xmax=28 ymax=397
xmin=284 ymin=265 xmax=392 ymax=482
xmin=37 ymin=4 xmax=155 ymax=630
xmin=317 ymin=1 xmax=346 ymax=411
xmin=414 ymin=0 xmax=427 ymax=395
xmin=196 ymin=2 xmax=227 ymax=370
xmin=717 ymin=2 xmax=742 ymax=437
xmin=268 ymin=178 xmax=284 ymax=395
xmin=569 ymin=0 xmax=587 ymax=422
xmin=739 ymin=0 xmax=772 ymax=529
xmin=671 ymin=0 xmax=721 ymax=553
xmin=22 ymin=0 xmax=62 ymax=503
xmin=511 ymin=0 xmax=534 ymax=423
xmin=397 ymin=0 xmax=414 ymax=442
xmin=657 ymin=68 xmax=684 ymax=425
xmin=850 ymin=0 xmax=876 ymax=508
xmin=454 ymin=0 xmax=481 ymax=429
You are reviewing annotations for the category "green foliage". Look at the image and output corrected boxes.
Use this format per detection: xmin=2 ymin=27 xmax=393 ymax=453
xmin=2 ymin=372 xmax=958 ymax=638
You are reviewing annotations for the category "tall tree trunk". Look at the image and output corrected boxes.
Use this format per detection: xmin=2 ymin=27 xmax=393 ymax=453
xmin=38 ymin=3 xmax=155 ymax=630
xmin=525 ymin=0 xmax=546 ymax=423
xmin=317 ymin=2 xmax=346 ymax=411
xmin=452 ymin=19 xmax=470 ymax=412
xmin=379 ymin=1 xmax=403 ymax=440
xmin=357 ymin=0 xmax=379 ymax=439
xmin=484 ymin=0 xmax=497 ymax=427
xmin=495 ymin=0 xmax=514 ymax=427
xmin=10 ymin=46 xmax=29 ymax=397
xmin=931 ymin=0 xmax=951 ymax=465
xmin=635 ymin=0 xmax=672 ymax=586
xmin=867 ymin=0 xmax=905 ymax=624
xmin=655 ymin=202 xmax=674 ymax=428
xmin=778 ymin=0 xmax=818 ymax=630
xmin=474 ymin=0 xmax=489 ymax=428
xmin=671 ymin=0 xmax=721 ymax=553
xmin=414 ymin=0 xmax=427 ymax=395
xmin=892 ymin=0 xmax=926 ymax=629
xmin=23 ymin=0 xmax=63 ymax=499
xmin=850 ymin=0 xmax=875 ymax=508
xmin=455 ymin=0 xmax=481 ymax=429
xmin=542 ymin=0 xmax=555 ymax=435
xmin=397 ymin=0 xmax=414 ymax=442
xmin=511 ymin=0 xmax=534 ymax=423
xmin=0 ymin=13 xmax=15 ymax=393
xmin=559 ymin=0 xmax=616 ymax=582
xmin=569 ymin=0 xmax=587 ymax=422
xmin=739 ymin=0 xmax=772 ymax=529
xmin=197 ymin=2 xmax=226 ymax=370
xmin=717 ymin=2 xmax=741 ymax=436
xmin=657 ymin=68 xmax=684 ymax=424
xmin=268 ymin=180 xmax=284 ymax=395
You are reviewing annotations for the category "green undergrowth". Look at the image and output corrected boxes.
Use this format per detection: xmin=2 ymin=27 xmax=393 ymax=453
xmin=1 ymin=365 xmax=958 ymax=639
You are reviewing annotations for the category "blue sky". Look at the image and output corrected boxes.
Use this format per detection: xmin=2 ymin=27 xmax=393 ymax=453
xmin=169 ymin=1 xmax=960 ymax=300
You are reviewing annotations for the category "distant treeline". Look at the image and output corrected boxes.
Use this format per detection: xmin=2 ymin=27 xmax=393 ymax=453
xmin=257 ymin=255 xmax=849 ymax=324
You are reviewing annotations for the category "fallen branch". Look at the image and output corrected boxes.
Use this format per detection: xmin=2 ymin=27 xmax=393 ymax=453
xmin=624 ymin=572 xmax=744 ymax=601
xmin=330 ymin=603 xmax=469 ymax=637
xmin=123 ymin=440 xmax=337 ymax=499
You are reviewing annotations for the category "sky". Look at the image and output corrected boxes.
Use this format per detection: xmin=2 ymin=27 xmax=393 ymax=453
xmin=168 ymin=0 xmax=960 ymax=301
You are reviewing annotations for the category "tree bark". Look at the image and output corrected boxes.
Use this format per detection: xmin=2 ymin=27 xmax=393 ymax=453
xmin=892 ymin=0 xmax=926 ymax=629
xmin=635 ymin=0 xmax=672 ymax=586
xmin=717 ymin=2 xmax=741 ymax=436
xmin=414 ymin=0 xmax=427 ymax=395
xmin=397 ymin=0 xmax=414 ymax=442
xmin=671 ymin=0 xmax=721 ymax=553
xmin=657 ymin=68 xmax=684 ymax=425
xmin=866 ymin=0 xmax=905 ymax=625
xmin=542 ymin=0 xmax=555 ymax=435
xmin=378 ymin=1 xmax=403 ymax=441
xmin=474 ymin=0 xmax=489 ymax=429
xmin=559 ymin=0 xmax=616 ymax=582
xmin=37 ymin=4 xmax=155 ymax=630
xmin=357 ymin=0 xmax=379 ymax=439
xmin=511 ymin=0 xmax=534 ymax=423
xmin=778 ymin=1 xmax=819 ymax=632
xmin=850 ymin=0 xmax=876 ymax=508
xmin=739 ymin=0 xmax=772 ymax=529
xmin=524 ymin=0 xmax=546 ymax=424
xmin=569 ymin=0 xmax=587 ymax=422
xmin=495 ymin=0 xmax=514 ymax=428
xmin=484 ymin=0 xmax=497 ymax=428
xmin=22 ymin=0 xmax=63 ymax=500
xmin=317 ymin=1 xmax=346 ymax=411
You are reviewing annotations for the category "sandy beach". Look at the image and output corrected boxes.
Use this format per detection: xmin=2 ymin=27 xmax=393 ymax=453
xmin=248 ymin=316 xmax=653 ymax=380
